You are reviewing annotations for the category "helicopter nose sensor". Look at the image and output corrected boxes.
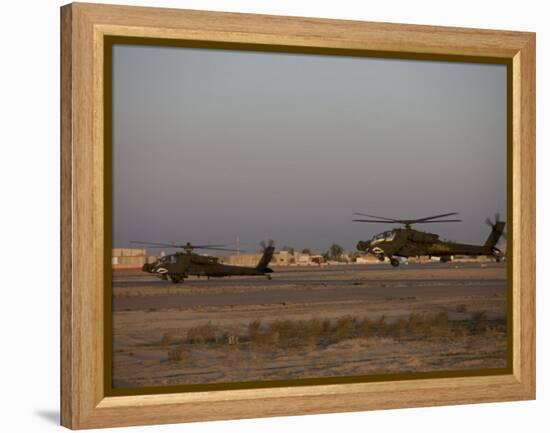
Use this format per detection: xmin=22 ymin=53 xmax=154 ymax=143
xmin=357 ymin=240 xmax=370 ymax=252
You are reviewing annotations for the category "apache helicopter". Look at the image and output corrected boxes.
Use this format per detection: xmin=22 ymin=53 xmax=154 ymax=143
xmin=353 ymin=212 xmax=505 ymax=267
xmin=131 ymin=240 xmax=275 ymax=283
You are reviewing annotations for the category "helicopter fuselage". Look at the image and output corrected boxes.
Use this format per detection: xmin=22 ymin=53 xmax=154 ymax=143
xmin=142 ymin=248 xmax=274 ymax=283
xmin=357 ymin=227 xmax=503 ymax=266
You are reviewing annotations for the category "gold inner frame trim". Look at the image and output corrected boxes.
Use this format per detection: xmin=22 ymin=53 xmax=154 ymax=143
xmin=101 ymin=34 xmax=514 ymax=397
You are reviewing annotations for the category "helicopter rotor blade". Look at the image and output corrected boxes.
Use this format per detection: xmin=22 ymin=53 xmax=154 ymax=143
xmin=130 ymin=240 xmax=241 ymax=251
xmin=353 ymin=218 xmax=461 ymax=224
xmin=353 ymin=212 xmax=460 ymax=226
xmin=353 ymin=219 xmax=402 ymax=223
xmin=412 ymin=219 xmax=462 ymax=223
xmin=196 ymin=246 xmax=244 ymax=252
xmin=485 ymin=212 xmax=504 ymax=228
xmin=353 ymin=213 xmax=401 ymax=222
xmin=413 ymin=212 xmax=460 ymax=222
xmin=260 ymin=239 xmax=275 ymax=248
xmin=130 ymin=241 xmax=177 ymax=248
xmin=134 ymin=245 xmax=174 ymax=249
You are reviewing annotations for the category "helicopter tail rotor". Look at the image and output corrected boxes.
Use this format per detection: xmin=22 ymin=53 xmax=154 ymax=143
xmin=260 ymin=239 xmax=275 ymax=250
xmin=485 ymin=212 xmax=502 ymax=228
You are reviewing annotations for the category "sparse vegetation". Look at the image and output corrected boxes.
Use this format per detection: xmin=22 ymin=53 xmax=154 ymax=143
xmin=473 ymin=310 xmax=488 ymax=321
xmin=239 ymin=311 xmax=501 ymax=350
xmin=173 ymin=311 xmax=504 ymax=353
xmin=356 ymin=317 xmax=373 ymax=338
xmin=281 ymin=246 xmax=295 ymax=254
xmin=471 ymin=311 xmax=489 ymax=334
xmin=160 ymin=332 xmax=172 ymax=347
xmin=333 ymin=315 xmax=356 ymax=340
xmin=327 ymin=243 xmax=345 ymax=261
xmin=167 ymin=347 xmax=184 ymax=361
xmin=456 ymin=304 xmax=468 ymax=313
xmin=112 ymin=263 xmax=508 ymax=388
xmin=186 ymin=322 xmax=218 ymax=344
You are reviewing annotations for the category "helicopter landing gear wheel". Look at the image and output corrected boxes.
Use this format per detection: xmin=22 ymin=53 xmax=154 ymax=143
xmin=170 ymin=275 xmax=183 ymax=284
xmin=492 ymin=247 xmax=503 ymax=262
xmin=390 ymin=258 xmax=399 ymax=267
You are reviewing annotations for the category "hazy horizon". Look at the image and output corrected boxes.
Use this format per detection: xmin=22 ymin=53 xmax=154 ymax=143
xmin=112 ymin=44 xmax=507 ymax=254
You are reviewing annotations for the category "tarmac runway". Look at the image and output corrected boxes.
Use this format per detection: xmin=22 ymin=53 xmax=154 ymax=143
xmin=112 ymin=262 xmax=507 ymax=311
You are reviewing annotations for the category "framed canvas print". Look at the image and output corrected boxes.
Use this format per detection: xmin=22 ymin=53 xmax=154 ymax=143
xmin=60 ymin=2 xmax=535 ymax=429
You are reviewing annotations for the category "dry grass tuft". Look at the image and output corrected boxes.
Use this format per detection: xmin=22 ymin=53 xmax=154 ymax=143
xmin=160 ymin=332 xmax=172 ymax=347
xmin=243 ymin=312 xmax=460 ymax=349
xmin=471 ymin=311 xmax=489 ymax=334
xmin=356 ymin=317 xmax=372 ymax=338
xmin=186 ymin=322 xmax=218 ymax=344
xmin=248 ymin=320 xmax=279 ymax=347
xmin=456 ymin=304 xmax=468 ymax=313
xmin=167 ymin=347 xmax=184 ymax=361
xmin=178 ymin=310 xmax=505 ymax=353
xmin=333 ymin=316 xmax=357 ymax=341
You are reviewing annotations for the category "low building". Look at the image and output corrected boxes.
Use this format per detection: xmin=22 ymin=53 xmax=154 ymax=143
xmin=452 ymin=255 xmax=497 ymax=263
xmin=112 ymin=248 xmax=149 ymax=270
xmin=294 ymin=252 xmax=312 ymax=265
xmin=355 ymin=255 xmax=383 ymax=264
xmin=219 ymin=253 xmax=263 ymax=267
xmin=310 ymin=255 xmax=325 ymax=265
xmin=273 ymin=250 xmax=293 ymax=265
xmin=408 ymin=255 xmax=431 ymax=264
xmin=221 ymin=250 xmax=297 ymax=267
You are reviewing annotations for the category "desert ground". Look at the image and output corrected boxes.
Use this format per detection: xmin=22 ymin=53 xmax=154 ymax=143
xmin=111 ymin=262 xmax=508 ymax=389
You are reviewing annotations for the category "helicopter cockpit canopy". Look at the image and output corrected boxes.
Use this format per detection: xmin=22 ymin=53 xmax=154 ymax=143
xmin=371 ymin=230 xmax=396 ymax=244
xmin=157 ymin=255 xmax=177 ymax=264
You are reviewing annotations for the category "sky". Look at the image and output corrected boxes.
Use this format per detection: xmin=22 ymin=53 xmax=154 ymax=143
xmin=112 ymin=44 xmax=507 ymax=253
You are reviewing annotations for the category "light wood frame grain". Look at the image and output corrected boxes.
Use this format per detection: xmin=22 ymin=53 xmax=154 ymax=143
xmin=61 ymin=2 xmax=535 ymax=429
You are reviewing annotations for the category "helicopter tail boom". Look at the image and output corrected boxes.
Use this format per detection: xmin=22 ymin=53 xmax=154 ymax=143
xmin=256 ymin=243 xmax=275 ymax=273
xmin=484 ymin=220 xmax=506 ymax=248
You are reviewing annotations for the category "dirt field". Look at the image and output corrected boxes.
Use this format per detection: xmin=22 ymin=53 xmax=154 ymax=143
xmin=111 ymin=262 xmax=508 ymax=388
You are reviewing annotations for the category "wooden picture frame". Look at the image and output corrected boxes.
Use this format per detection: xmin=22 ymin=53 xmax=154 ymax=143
xmin=61 ymin=2 xmax=535 ymax=429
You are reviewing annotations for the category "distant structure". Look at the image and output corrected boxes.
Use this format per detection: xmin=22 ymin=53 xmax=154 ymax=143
xmin=221 ymin=250 xmax=302 ymax=267
xmin=112 ymin=248 xmax=502 ymax=271
xmin=112 ymin=248 xmax=156 ymax=270
xmin=310 ymin=255 xmax=325 ymax=265
xmin=355 ymin=255 xmax=386 ymax=264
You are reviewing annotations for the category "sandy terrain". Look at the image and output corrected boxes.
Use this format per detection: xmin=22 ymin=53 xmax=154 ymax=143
xmin=111 ymin=262 xmax=508 ymax=389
